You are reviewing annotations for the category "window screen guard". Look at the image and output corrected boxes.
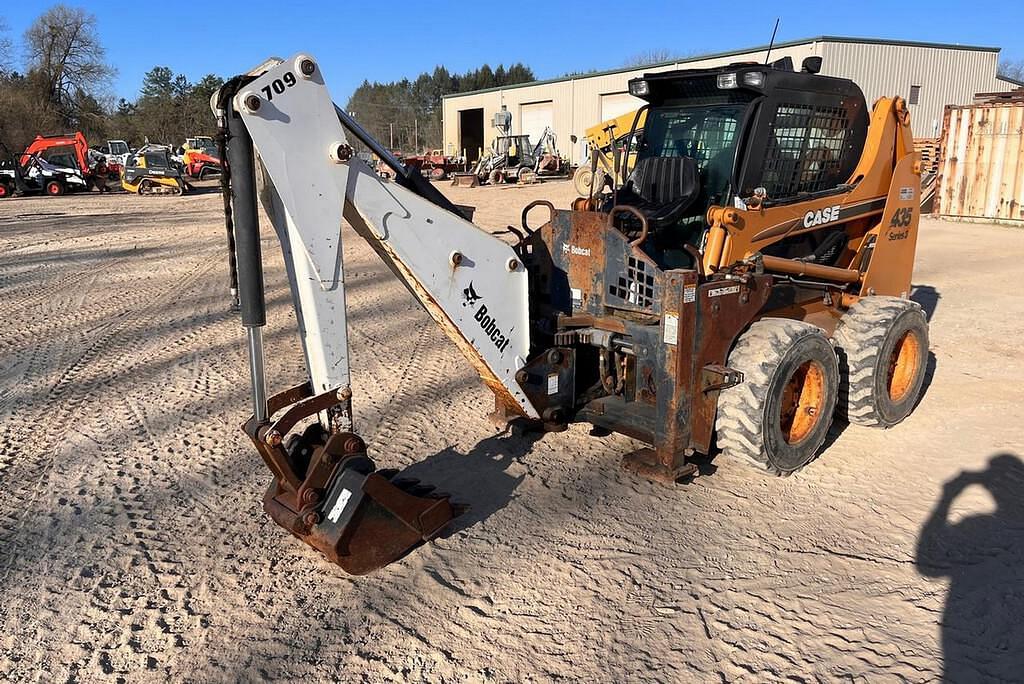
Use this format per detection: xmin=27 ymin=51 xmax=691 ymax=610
xmin=761 ymin=103 xmax=854 ymax=198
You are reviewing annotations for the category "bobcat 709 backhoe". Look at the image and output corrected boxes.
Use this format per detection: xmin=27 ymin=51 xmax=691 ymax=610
xmin=215 ymin=53 xmax=928 ymax=574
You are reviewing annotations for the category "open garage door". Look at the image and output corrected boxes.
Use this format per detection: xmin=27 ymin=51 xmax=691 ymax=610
xmin=458 ymin=108 xmax=484 ymax=163
xmin=600 ymin=92 xmax=645 ymax=122
xmin=519 ymin=101 xmax=553 ymax=145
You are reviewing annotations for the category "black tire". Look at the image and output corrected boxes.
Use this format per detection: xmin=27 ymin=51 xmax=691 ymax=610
xmin=0 ymin=182 xmax=11 ymax=199
xmin=715 ymin=318 xmax=840 ymax=475
xmin=45 ymin=180 xmax=65 ymax=196
xmin=833 ymin=296 xmax=929 ymax=427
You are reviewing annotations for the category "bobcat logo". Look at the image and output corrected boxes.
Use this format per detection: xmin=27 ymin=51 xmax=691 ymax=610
xmin=463 ymin=281 xmax=481 ymax=307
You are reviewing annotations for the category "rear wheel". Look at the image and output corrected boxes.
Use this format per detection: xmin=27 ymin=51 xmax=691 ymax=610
xmin=0 ymin=182 xmax=11 ymax=198
xmin=487 ymin=169 xmax=504 ymax=185
xmin=715 ymin=319 xmax=840 ymax=475
xmin=833 ymin=296 xmax=929 ymax=427
xmin=573 ymin=166 xmax=605 ymax=195
xmin=45 ymin=180 xmax=65 ymax=196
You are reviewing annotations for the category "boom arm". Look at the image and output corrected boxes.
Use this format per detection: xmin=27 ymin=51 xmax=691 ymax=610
xmin=231 ymin=54 xmax=538 ymax=421
xmin=217 ymin=54 xmax=547 ymax=574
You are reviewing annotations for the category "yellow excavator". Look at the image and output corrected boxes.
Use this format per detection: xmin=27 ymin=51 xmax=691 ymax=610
xmin=215 ymin=53 xmax=927 ymax=573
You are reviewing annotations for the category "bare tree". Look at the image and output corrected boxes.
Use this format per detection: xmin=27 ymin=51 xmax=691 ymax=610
xmin=621 ymin=49 xmax=685 ymax=68
xmin=999 ymin=58 xmax=1024 ymax=84
xmin=0 ymin=18 xmax=12 ymax=72
xmin=23 ymin=4 xmax=114 ymax=116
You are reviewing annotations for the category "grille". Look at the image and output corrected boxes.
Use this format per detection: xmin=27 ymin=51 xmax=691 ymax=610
xmin=763 ymin=103 xmax=853 ymax=197
xmin=609 ymin=256 xmax=654 ymax=308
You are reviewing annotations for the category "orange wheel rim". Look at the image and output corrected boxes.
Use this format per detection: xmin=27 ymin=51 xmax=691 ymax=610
xmin=780 ymin=360 xmax=826 ymax=444
xmin=887 ymin=330 xmax=921 ymax=402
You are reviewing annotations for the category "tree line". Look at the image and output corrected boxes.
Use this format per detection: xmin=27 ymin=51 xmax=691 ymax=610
xmin=345 ymin=63 xmax=536 ymax=153
xmin=0 ymin=5 xmax=539 ymax=158
xmin=0 ymin=5 xmax=224 ymax=155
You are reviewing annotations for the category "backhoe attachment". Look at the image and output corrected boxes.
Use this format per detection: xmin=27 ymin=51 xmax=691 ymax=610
xmin=215 ymin=56 xmax=500 ymax=573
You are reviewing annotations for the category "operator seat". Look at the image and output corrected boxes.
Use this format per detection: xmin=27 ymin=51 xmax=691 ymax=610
xmin=619 ymin=156 xmax=700 ymax=232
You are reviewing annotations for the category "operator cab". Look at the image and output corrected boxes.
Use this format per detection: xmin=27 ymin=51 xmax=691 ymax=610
xmin=612 ymin=57 xmax=868 ymax=270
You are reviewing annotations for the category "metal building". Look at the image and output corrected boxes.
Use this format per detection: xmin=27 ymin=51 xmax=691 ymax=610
xmin=442 ymin=36 xmax=1016 ymax=165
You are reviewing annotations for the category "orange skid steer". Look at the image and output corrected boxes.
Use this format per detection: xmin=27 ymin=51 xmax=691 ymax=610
xmin=216 ymin=53 xmax=928 ymax=573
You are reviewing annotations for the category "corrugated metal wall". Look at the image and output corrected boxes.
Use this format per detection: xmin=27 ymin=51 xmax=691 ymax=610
xmin=442 ymin=40 xmax=1008 ymax=166
xmin=820 ymin=42 xmax=1005 ymax=138
xmin=936 ymin=102 xmax=1024 ymax=222
xmin=442 ymin=44 xmax=819 ymax=163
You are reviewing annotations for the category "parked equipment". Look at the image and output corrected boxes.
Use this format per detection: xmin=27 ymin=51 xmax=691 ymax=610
xmin=0 ymin=143 xmax=89 ymax=197
xmin=217 ymin=53 xmax=928 ymax=573
xmin=181 ymin=137 xmax=222 ymax=179
xmin=96 ymin=140 xmax=132 ymax=169
xmin=573 ymin=109 xmax=647 ymax=195
xmin=21 ymin=132 xmax=117 ymax=190
xmin=122 ymin=145 xmax=187 ymax=195
xmin=404 ymin=149 xmax=463 ymax=181
xmin=470 ymin=128 xmax=568 ymax=185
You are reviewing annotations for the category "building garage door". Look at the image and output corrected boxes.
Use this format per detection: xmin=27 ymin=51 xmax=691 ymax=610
xmin=600 ymin=92 xmax=645 ymax=122
xmin=519 ymin=101 xmax=553 ymax=144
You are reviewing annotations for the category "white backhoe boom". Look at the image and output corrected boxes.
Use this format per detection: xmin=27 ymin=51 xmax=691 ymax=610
xmin=234 ymin=54 xmax=538 ymax=420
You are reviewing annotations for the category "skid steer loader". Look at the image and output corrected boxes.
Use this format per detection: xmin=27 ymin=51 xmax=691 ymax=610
xmin=216 ymin=53 xmax=928 ymax=574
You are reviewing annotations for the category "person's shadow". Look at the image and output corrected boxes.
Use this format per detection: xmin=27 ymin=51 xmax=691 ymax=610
xmin=915 ymin=453 xmax=1024 ymax=680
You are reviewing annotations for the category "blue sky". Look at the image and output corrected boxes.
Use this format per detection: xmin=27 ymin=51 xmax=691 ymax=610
xmin=2 ymin=1 xmax=1020 ymax=103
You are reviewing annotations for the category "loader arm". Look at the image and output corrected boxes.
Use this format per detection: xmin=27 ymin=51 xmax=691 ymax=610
xmin=217 ymin=55 xmax=538 ymax=573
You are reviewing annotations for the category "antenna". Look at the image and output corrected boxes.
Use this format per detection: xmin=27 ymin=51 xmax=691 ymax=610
xmin=764 ymin=18 xmax=780 ymax=65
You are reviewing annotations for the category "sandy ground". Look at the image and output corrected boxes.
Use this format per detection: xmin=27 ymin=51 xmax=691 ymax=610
xmin=0 ymin=179 xmax=1022 ymax=682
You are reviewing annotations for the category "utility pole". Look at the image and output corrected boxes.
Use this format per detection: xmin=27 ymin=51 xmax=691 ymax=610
xmin=389 ymin=123 xmax=394 ymax=149
xmin=414 ymin=118 xmax=419 ymax=153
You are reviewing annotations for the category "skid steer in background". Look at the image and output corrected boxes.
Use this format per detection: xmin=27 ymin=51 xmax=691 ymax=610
xmin=216 ymin=53 xmax=928 ymax=573
xmin=122 ymin=145 xmax=188 ymax=195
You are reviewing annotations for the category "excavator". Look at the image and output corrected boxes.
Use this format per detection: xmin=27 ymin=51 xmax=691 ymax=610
xmin=215 ymin=53 xmax=928 ymax=574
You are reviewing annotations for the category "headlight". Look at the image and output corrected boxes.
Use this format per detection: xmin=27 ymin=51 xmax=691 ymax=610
xmin=629 ymin=79 xmax=650 ymax=97
xmin=717 ymin=73 xmax=738 ymax=89
xmin=742 ymin=72 xmax=766 ymax=88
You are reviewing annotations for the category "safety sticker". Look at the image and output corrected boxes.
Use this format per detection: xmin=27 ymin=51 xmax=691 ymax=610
xmin=664 ymin=313 xmax=679 ymax=345
xmin=683 ymin=285 xmax=696 ymax=304
xmin=899 ymin=186 xmax=914 ymax=201
xmin=570 ymin=287 xmax=582 ymax=309
xmin=327 ymin=488 xmax=353 ymax=524
xmin=547 ymin=373 xmax=559 ymax=395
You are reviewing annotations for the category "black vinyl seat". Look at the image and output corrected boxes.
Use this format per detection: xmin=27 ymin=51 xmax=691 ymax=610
xmin=618 ymin=156 xmax=701 ymax=231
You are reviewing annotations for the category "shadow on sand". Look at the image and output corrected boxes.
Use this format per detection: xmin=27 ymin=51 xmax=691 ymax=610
xmin=915 ymin=452 xmax=1024 ymax=680
xmin=397 ymin=424 xmax=545 ymax=536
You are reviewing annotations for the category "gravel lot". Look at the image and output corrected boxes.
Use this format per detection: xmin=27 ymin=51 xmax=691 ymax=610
xmin=1 ymin=179 xmax=1022 ymax=682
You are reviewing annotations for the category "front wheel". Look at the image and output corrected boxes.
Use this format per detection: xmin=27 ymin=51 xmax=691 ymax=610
xmin=833 ymin=296 xmax=929 ymax=427
xmin=715 ymin=319 xmax=840 ymax=475
xmin=45 ymin=180 xmax=65 ymax=196
xmin=0 ymin=182 xmax=11 ymax=198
